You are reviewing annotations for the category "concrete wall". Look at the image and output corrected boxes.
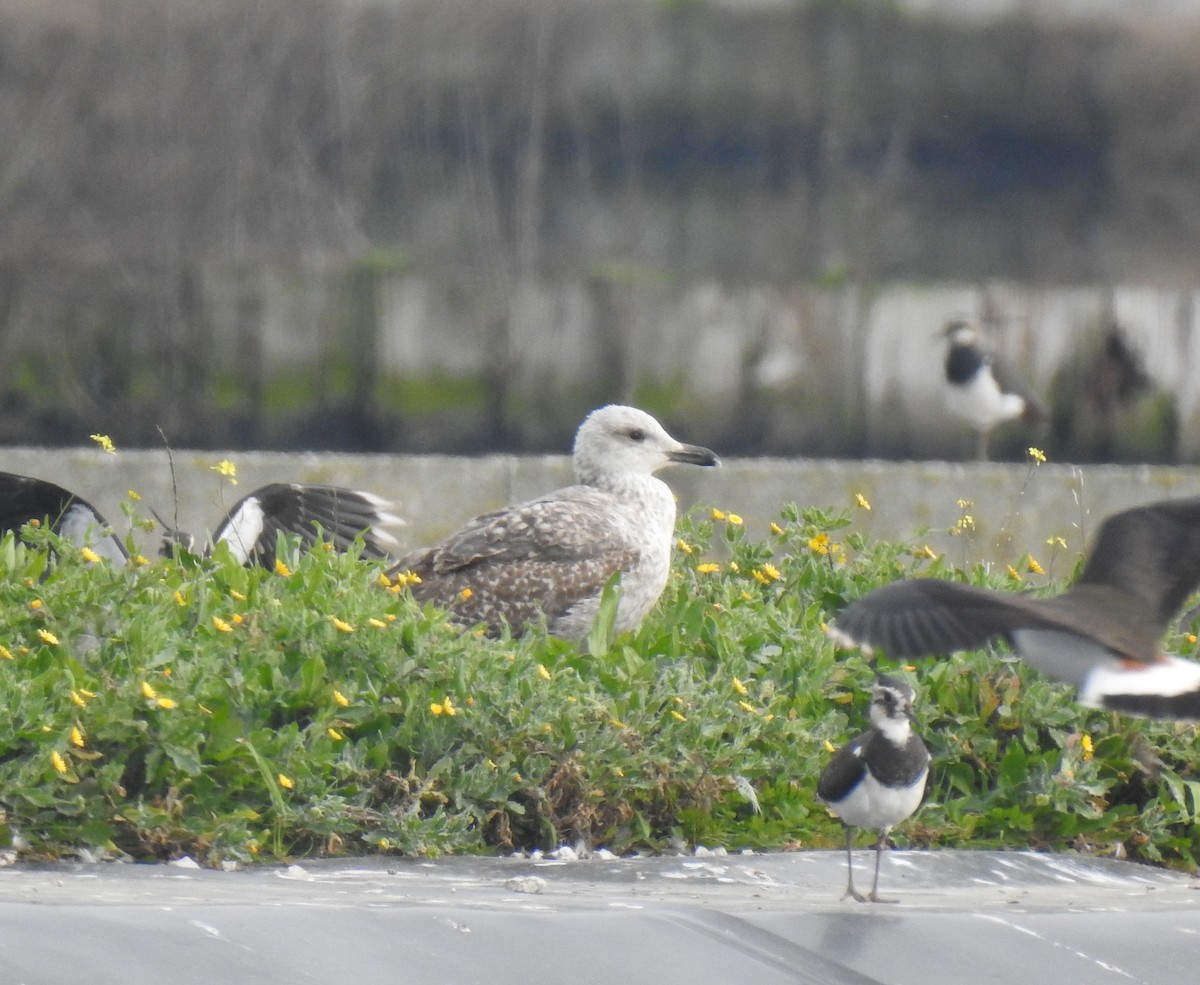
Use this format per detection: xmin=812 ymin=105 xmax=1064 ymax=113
xmin=5 ymin=446 xmax=1199 ymax=567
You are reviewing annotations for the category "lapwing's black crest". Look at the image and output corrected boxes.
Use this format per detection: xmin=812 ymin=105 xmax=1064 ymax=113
xmin=829 ymin=496 xmax=1200 ymax=721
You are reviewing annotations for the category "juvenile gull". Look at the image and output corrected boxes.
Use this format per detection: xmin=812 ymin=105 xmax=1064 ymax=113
xmin=0 ymin=471 xmax=402 ymax=568
xmin=390 ymin=405 xmax=720 ymax=640
xmin=828 ymin=495 xmax=1200 ymax=721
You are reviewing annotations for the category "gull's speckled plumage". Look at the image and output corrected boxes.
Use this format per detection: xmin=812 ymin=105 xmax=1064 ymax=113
xmin=392 ymin=405 xmax=719 ymax=640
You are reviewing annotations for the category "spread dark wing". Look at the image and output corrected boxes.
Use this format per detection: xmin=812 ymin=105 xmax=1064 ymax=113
xmin=0 ymin=472 xmax=127 ymax=561
xmin=392 ymin=487 xmax=638 ymax=634
xmin=817 ymin=734 xmax=869 ymax=804
xmin=1075 ymin=497 xmax=1200 ymax=630
xmin=829 ymin=579 xmax=1066 ymax=657
xmin=212 ymin=483 xmax=401 ymax=566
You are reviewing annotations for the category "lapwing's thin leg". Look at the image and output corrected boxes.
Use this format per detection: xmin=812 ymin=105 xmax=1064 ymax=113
xmin=842 ymin=827 xmax=867 ymax=902
xmin=868 ymin=831 xmax=899 ymax=904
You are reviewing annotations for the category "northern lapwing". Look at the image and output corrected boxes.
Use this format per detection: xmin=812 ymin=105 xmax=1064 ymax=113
xmin=388 ymin=405 xmax=720 ymax=641
xmin=817 ymin=674 xmax=930 ymax=904
xmin=0 ymin=472 xmax=402 ymax=568
xmin=828 ymin=496 xmax=1200 ymax=721
xmin=942 ymin=320 xmax=1045 ymax=461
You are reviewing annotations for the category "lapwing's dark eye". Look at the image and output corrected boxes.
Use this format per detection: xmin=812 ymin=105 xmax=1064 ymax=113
xmin=626 ymin=428 xmax=647 ymax=442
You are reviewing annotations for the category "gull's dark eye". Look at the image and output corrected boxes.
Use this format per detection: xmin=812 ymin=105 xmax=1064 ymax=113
xmin=626 ymin=428 xmax=647 ymax=442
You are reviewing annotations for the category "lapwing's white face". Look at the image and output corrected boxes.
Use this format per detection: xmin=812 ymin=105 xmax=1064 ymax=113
xmin=948 ymin=323 xmax=980 ymax=347
xmin=869 ymin=679 xmax=916 ymax=742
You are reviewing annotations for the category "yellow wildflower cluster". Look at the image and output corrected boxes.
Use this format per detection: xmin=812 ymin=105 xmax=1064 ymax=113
xmin=385 ymin=570 xmax=423 ymax=592
xmin=210 ymin=459 xmax=238 ymax=485
xmin=430 ymin=696 xmax=457 ymax=717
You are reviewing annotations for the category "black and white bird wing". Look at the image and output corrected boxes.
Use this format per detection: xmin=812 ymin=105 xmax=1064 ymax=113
xmin=828 ymin=578 xmax=1069 ymax=657
xmin=817 ymin=732 xmax=870 ymax=805
xmin=1074 ymin=496 xmax=1200 ymax=632
xmin=989 ymin=353 xmax=1046 ymax=421
xmin=394 ymin=487 xmax=640 ymax=634
xmin=211 ymin=483 xmax=402 ymax=567
xmin=0 ymin=472 xmax=128 ymax=561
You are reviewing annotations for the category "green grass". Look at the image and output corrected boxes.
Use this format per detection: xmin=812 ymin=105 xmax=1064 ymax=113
xmin=2 ymin=499 xmax=1200 ymax=869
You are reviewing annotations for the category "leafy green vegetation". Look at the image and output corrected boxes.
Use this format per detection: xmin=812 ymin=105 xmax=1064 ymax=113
xmin=2 ymin=494 xmax=1200 ymax=869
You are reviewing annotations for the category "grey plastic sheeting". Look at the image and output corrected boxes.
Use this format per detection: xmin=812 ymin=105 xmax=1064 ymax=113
xmin=0 ymin=850 xmax=1195 ymax=985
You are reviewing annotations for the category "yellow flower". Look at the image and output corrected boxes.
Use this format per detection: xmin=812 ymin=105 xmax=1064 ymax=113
xmin=390 ymin=569 xmax=423 ymax=589
xmin=732 ymin=677 xmax=749 ymax=696
xmin=127 ymin=489 xmax=141 ymax=501
xmin=728 ymin=561 xmax=740 ymax=572
xmin=808 ymin=533 xmax=831 ymax=555
xmin=331 ymin=617 xmax=355 ymax=633
xmin=769 ymin=521 xmax=785 ymax=537
xmin=1047 ymin=536 xmax=1068 ymax=550
xmin=737 ymin=700 xmax=756 ymax=714
xmin=231 ymin=613 xmax=244 ymax=625
xmin=670 ymin=710 xmax=687 ymax=722
xmin=277 ymin=773 xmax=295 ymax=790
xmin=29 ymin=599 xmax=42 ymax=610
xmin=90 ymin=433 xmax=116 ymax=454
xmin=36 ymin=629 xmax=59 ymax=646
xmin=141 ymin=682 xmax=158 ymax=700
xmin=212 ymin=616 xmax=233 ymax=633
xmin=173 ymin=590 xmax=187 ymax=607
xmin=210 ymin=459 xmax=238 ymax=485
xmin=0 ymin=645 xmax=11 ymax=660
xmin=70 ymin=689 xmax=88 ymax=707
xmin=229 ymin=589 xmax=246 ymax=602
xmin=727 ymin=513 xmax=744 ymax=526
xmin=610 ymin=718 xmax=627 ymax=729
xmin=1006 ymin=565 xmax=1023 ymax=582
xmin=1080 ymin=733 xmax=1094 ymax=761
xmin=131 ymin=554 xmax=150 ymax=566
xmin=333 ymin=689 xmax=350 ymax=707
xmin=676 ymin=539 xmax=695 ymax=555
xmin=695 ymin=562 xmax=721 ymax=574
xmin=912 ymin=544 xmax=938 ymax=560
xmin=368 ymin=617 xmax=387 ymax=629
xmin=537 ymin=664 xmax=552 ymax=681
xmin=854 ymin=492 xmax=872 ymax=511
xmin=327 ymin=727 xmax=345 ymax=741
xmin=956 ymin=498 xmax=974 ymax=509
xmin=70 ymin=727 xmax=86 ymax=748
xmin=1027 ymin=556 xmax=1045 ymax=575
xmin=156 ymin=697 xmax=177 ymax=710
xmin=430 ymin=696 xmax=457 ymax=717
xmin=377 ymin=571 xmax=392 ymax=587
xmin=80 ymin=547 xmax=101 ymax=564
xmin=274 ymin=558 xmax=292 ymax=577
xmin=50 ymin=750 xmax=69 ymax=774
xmin=458 ymin=587 xmax=473 ymax=601
xmin=823 ymin=739 xmax=837 ymax=753
xmin=710 ymin=507 xmax=726 ymax=521
xmin=1027 ymin=446 xmax=1046 ymax=464
xmin=758 ymin=562 xmax=781 ymax=582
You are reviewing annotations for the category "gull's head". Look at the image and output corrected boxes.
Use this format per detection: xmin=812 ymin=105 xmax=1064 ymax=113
xmin=573 ymin=405 xmax=720 ymax=485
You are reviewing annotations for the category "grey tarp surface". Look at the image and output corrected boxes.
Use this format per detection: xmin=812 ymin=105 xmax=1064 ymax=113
xmin=0 ymin=850 xmax=1195 ymax=984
